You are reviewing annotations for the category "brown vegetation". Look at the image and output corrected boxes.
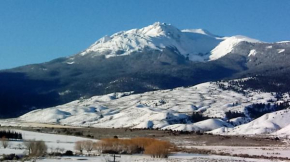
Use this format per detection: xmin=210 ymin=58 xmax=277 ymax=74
xmin=144 ymin=140 xmax=172 ymax=158
xmin=93 ymin=137 xmax=174 ymax=158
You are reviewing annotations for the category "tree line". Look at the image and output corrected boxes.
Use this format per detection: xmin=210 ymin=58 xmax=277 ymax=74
xmin=246 ymin=102 xmax=289 ymax=119
xmin=0 ymin=130 xmax=22 ymax=140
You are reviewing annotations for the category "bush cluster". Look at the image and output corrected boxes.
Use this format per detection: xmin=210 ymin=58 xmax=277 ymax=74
xmin=75 ymin=138 xmax=174 ymax=158
xmin=97 ymin=137 xmax=173 ymax=158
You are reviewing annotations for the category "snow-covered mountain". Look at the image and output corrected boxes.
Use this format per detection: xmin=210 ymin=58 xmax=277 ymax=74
xmin=77 ymin=22 xmax=260 ymax=62
xmin=209 ymin=35 xmax=260 ymax=60
xmin=1 ymin=22 xmax=289 ymax=119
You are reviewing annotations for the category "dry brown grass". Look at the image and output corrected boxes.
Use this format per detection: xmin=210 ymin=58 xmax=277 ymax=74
xmin=144 ymin=140 xmax=173 ymax=158
xmin=93 ymin=137 xmax=174 ymax=158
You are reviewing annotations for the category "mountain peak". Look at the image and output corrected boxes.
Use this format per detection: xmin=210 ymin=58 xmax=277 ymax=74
xmin=182 ymin=28 xmax=218 ymax=37
xmin=140 ymin=22 xmax=181 ymax=37
xmin=79 ymin=22 xmax=224 ymax=60
xmin=78 ymin=22 xmax=261 ymax=62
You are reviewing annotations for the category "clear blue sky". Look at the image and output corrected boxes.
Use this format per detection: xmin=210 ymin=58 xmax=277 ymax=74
xmin=1 ymin=0 xmax=290 ymax=70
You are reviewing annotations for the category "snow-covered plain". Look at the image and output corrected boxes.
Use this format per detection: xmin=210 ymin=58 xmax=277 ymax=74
xmin=0 ymin=129 xmax=289 ymax=162
xmin=33 ymin=154 xmax=283 ymax=162
xmin=0 ymin=129 xmax=287 ymax=162
xmin=0 ymin=129 xmax=97 ymax=156
xmin=187 ymin=146 xmax=290 ymax=160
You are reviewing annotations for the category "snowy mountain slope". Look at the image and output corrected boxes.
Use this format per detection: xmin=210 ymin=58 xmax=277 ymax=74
xmin=17 ymin=81 xmax=278 ymax=131
xmin=78 ymin=22 xmax=223 ymax=61
xmin=209 ymin=36 xmax=261 ymax=61
xmin=77 ymin=22 xmax=263 ymax=62
xmin=210 ymin=109 xmax=290 ymax=135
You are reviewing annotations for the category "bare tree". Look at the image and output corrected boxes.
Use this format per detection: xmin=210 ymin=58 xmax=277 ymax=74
xmin=24 ymin=140 xmax=47 ymax=157
xmin=24 ymin=140 xmax=33 ymax=155
xmin=83 ymin=140 xmax=94 ymax=154
xmin=94 ymin=141 xmax=105 ymax=154
xmin=74 ymin=141 xmax=84 ymax=154
xmin=0 ymin=136 xmax=9 ymax=149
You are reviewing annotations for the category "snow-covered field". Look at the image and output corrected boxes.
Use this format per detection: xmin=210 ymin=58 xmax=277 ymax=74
xmin=0 ymin=122 xmax=289 ymax=162
xmin=33 ymin=154 xmax=283 ymax=162
xmin=187 ymin=146 xmax=290 ymax=159
xmin=0 ymin=129 xmax=97 ymax=156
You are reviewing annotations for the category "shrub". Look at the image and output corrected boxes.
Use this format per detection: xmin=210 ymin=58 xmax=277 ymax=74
xmin=94 ymin=137 xmax=173 ymax=157
xmin=63 ymin=150 xmax=74 ymax=156
xmin=144 ymin=140 xmax=172 ymax=158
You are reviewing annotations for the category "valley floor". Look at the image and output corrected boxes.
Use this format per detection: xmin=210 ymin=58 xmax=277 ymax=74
xmin=1 ymin=127 xmax=290 ymax=162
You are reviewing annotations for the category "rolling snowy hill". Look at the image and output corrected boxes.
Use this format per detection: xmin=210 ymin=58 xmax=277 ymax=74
xmin=210 ymin=109 xmax=290 ymax=136
xmin=14 ymin=80 xmax=287 ymax=133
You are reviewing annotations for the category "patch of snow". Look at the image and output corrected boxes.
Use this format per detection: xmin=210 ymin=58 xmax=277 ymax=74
xmin=277 ymin=41 xmax=290 ymax=43
xmin=66 ymin=61 xmax=75 ymax=65
xmin=210 ymin=36 xmax=261 ymax=60
xmin=229 ymin=117 xmax=250 ymax=126
xmin=266 ymin=45 xmax=273 ymax=49
xmin=162 ymin=119 xmax=233 ymax=132
xmin=277 ymin=49 xmax=285 ymax=53
xmin=248 ymin=49 xmax=257 ymax=56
